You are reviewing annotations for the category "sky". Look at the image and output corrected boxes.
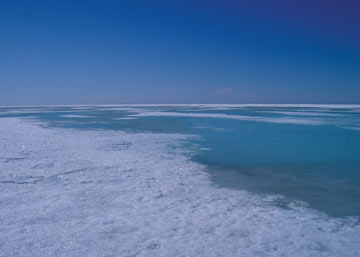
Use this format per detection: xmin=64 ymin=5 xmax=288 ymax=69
xmin=1 ymin=0 xmax=359 ymax=105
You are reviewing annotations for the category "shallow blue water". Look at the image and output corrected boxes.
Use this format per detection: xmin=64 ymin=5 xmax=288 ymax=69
xmin=1 ymin=104 xmax=360 ymax=217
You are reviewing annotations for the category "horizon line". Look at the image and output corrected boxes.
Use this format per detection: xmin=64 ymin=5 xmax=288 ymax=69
xmin=1 ymin=103 xmax=360 ymax=108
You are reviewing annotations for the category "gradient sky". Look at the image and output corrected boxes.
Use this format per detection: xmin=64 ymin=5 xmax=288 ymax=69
xmin=1 ymin=0 xmax=359 ymax=105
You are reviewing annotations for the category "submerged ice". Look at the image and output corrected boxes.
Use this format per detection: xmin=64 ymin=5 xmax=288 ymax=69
xmin=1 ymin=118 xmax=360 ymax=257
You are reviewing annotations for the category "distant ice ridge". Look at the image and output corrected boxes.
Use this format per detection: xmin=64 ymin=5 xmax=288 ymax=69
xmin=2 ymin=103 xmax=360 ymax=109
xmin=131 ymin=111 xmax=325 ymax=125
xmin=113 ymin=117 xmax=138 ymax=120
xmin=258 ymin=110 xmax=342 ymax=116
xmin=61 ymin=114 xmax=95 ymax=118
xmin=0 ymin=118 xmax=359 ymax=257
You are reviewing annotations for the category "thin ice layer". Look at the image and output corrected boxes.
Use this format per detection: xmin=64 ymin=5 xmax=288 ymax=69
xmin=0 ymin=118 xmax=359 ymax=257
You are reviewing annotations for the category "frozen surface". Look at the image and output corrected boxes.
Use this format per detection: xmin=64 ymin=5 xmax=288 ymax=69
xmin=131 ymin=111 xmax=324 ymax=125
xmin=258 ymin=111 xmax=341 ymax=116
xmin=113 ymin=117 xmax=138 ymax=120
xmin=1 ymin=118 xmax=360 ymax=257
xmin=61 ymin=115 xmax=95 ymax=118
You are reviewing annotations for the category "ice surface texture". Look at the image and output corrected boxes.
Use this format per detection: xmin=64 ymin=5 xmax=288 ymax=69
xmin=131 ymin=111 xmax=324 ymax=125
xmin=0 ymin=118 xmax=359 ymax=257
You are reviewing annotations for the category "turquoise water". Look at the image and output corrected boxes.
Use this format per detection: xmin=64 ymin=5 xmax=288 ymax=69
xmin=1 ymin=104 xmax=360 ymax=217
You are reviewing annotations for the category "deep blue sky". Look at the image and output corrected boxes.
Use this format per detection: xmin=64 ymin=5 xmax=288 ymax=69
xmin=1 ymin=0 xmax=359 ymax=105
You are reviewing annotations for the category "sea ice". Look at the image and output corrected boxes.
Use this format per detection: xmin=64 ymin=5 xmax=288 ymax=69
xmin=131 ymin=111 xmax=325 ymax=125
xmin=0 ymin=118 xmax=359 ymax=257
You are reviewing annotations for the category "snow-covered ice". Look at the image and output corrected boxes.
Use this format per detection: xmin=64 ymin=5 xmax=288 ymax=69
xmin=61 ymin=115 xmax=95 ymax=118
xmin=1 ymin=118 xmax=359 ymax=257
xmin=131 ymin=111 xmax=325 ymax=125
xmin=113 ymin=117 xmax=138 ymax=120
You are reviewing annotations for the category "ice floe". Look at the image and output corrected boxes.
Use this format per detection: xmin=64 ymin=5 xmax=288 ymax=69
xmin=113 ymin=117 xmax=138 ymax=120
xmin=61 ymin=115 xmax=95 ymax=118
xmin=258 ymin=111 xmax=342 ymax=116
xmin=131 ymin=111 xmax=325 ymax=125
